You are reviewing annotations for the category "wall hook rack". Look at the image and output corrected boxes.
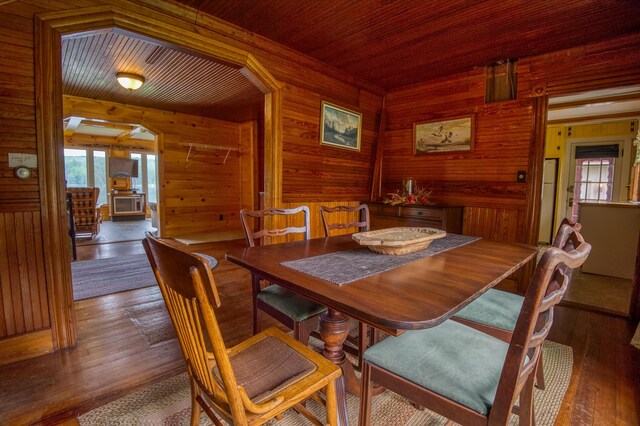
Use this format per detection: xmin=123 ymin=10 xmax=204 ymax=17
xmin=181 ymin=142 xmax=239 ymax=163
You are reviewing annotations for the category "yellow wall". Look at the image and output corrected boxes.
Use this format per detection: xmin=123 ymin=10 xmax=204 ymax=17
xmin=546 ymin=118 xmax=638 ymax=230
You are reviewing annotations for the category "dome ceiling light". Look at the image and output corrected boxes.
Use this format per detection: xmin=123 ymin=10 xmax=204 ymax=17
xmin=116 ymin=72 xmax=145 ymax=91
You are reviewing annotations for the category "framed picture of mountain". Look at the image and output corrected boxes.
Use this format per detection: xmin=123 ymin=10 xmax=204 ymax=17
xmin=414 ymin=116 xmax=473 ymax=154
xmin=320 ymin=101 xmax=362 ymax=151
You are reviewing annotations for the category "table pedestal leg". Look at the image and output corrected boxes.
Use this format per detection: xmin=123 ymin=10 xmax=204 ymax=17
xmin=319 ymin=308 xmax=359 ymax=425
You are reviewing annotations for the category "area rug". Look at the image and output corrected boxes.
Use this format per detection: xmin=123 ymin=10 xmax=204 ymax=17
xmin=78 ymin=341 xmax=572 ymax=425
xmin=632 ymin=323 xmax=640 ymax=350
xmin=72 ymin=254 xmax=156 ymax=300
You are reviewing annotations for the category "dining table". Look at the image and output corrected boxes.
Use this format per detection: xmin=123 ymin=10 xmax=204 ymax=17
xmin=225 ymin=233 xmax=538 ymax=426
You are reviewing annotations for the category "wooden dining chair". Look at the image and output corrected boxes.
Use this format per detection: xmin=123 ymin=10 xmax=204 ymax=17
xmin=452 ymin=218 xmax=581 ymax=389
xmin=320 ymin=203 xmax=375 ymax=369
xmin=320 ymin=204 xmax=370 ymax=237
xmin=143 ymin=232 xmax=341 ymax=426
xmin=359 ymin=230 xmax=591 ymax=426
xmin=240 ymin=206 xmax=327 ymax=344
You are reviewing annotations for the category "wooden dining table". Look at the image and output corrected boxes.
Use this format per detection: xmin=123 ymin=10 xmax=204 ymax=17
xmin=225 ymin=234 xmax=537 ymax=426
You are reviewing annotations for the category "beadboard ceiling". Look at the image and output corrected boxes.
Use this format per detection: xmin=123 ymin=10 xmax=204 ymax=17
xmin=175 ymin=0 xmax=640 ymax=89
xmin=62 ymin=30 xmax=264 ymax=122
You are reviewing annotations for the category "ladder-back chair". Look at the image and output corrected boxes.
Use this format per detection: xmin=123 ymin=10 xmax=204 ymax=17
xmin=359 ymin=230 xmax=590 ymax=426
xmin=143 ymin=232 xmax=341 ymax=426
xmin=240 ymin=206 xmax=327 ymax=344
xmin=452 ymin=218 xmax=581 ymax=389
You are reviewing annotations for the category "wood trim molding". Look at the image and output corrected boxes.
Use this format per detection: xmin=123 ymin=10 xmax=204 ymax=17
xmin=35 ymin=4 xmax=281 ymax=350
xmin=0 ymin=329 xmax=54 ymax=367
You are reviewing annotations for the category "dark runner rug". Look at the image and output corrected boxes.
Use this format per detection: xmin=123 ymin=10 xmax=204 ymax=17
xmin=72 ymin=254 xmax=156 ymax=300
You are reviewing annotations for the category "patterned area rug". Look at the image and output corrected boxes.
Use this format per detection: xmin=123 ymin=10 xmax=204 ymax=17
xmin=78 ymin=341 xmax=572 ymax=425
xmin=72 ymin=254 xmax=155 ymax=300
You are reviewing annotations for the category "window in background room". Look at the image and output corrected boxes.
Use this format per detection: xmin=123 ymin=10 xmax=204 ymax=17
xmin=93 ymin=150 xmax=107 ymax=205
xmin=130 ymin=152 xmax=158 ymax=202
xmin=64 ymin=148 xmax=108 ymax=205
xmin=64 ymin=148 xmax=88 ymax=187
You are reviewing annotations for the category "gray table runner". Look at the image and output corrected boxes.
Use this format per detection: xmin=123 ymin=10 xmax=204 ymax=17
xmin=281 ymin=233 xmax=480 ymax=285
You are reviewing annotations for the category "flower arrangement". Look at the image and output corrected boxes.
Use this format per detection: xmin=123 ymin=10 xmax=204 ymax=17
xmin=383 ymin=187 xmax=432 ymax=206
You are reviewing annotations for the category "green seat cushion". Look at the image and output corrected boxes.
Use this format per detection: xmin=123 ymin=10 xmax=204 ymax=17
xmin=364 ymin=320 xmax=508 ymax=415
xmin=257 ymin=284 xmax=327 ymax=321
xmin=454 ymin=289 xmax=524 ymax=331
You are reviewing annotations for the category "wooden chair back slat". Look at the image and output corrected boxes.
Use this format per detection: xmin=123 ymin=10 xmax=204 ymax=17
xmin=320 ymin=204 xmax=370 ymax=237
xmin=490 ymin=230 xmax=591 ymax=421
xmin=240 ymin=206 xmax=311 ymax=247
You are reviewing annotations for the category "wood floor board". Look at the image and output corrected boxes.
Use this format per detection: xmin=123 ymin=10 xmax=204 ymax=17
xmin=0 ymin=240 xmax=638 ymax=425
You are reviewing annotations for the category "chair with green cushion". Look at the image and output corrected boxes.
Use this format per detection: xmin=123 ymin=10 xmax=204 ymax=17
xmin=452 ymin=218 xmax=581 ymax=389
xmin=240 ymin=206 xmax=327 ymax=345
xmin=359 ymin=230 xmax=591 ymax=426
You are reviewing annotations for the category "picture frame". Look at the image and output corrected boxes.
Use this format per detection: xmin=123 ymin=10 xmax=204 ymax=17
xmin=414 ymin=116 xmax=474 ymax=154
xmin=320 ymin=101 xmax=362 ymax=151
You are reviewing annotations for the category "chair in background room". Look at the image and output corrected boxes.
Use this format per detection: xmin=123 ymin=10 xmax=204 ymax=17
xmin=359 ymin=230 xmax=591 ymax=426
xmin=320 ymin=203 xmax=375 ymax=369
xmin=452 ymin=218 xmax=581 ymax=389
xmin=67 ymin=187 xmax=102 ymax=239
xmin=143 ymin=232 xmax=341 ymax=426
xmin=240 ymin=206 xmax=327 ymax=344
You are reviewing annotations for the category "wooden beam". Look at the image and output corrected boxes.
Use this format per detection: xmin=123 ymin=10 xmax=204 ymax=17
xmin=548 ymin=93 xmax=640 ymax=111
xmin=548 ymin=111 xmax=640 ymax=125
xmin=63 ymin=116 xmax=82 ymax=136
xmin=116 ymin=126 xmax=145 ymax=142
xmin=79 ymin=118 xmax=138 ymax=131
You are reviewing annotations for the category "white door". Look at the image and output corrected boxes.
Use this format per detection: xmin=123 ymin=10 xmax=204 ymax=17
xmin=566 ymin=142 xmax=624 ymax=222
xmin=538 ymin=159 xmax=558 ymax=244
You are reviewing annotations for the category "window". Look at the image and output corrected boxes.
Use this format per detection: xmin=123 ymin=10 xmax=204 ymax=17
xmin=130 ymin=152 xmax=158 ymax=202
xmin=64 ymin=148 xmax=107 ymax=205
xmin=571 ymin=158 xmax=615 ymax=221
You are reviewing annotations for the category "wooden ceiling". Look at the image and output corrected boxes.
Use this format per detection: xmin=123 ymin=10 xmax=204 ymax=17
xmin=62 ymin=30 xmax=264 ymax=121
xmin=175 ymin=0 xmax=640 ymax=89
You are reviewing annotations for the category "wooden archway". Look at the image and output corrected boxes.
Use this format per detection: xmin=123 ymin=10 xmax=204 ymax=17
xmin=35 ymin=5 xmax=282 ymax=349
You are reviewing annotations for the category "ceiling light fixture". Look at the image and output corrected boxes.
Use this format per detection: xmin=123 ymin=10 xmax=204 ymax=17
xmin=116 ymin=72 xmax=145 ymax=91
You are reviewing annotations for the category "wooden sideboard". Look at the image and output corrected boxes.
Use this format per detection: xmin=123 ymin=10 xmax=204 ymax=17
xmin=368 ymin=202 xmax=463 ymax=234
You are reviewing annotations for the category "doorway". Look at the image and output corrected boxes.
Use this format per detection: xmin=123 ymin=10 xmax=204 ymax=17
xmin=36 ymin=7 xmax=283 ymax=348
xmin=543 ymin=86 xmax=640 ymax=316
xmin=63 ymin=120 xmax=159 ymax=248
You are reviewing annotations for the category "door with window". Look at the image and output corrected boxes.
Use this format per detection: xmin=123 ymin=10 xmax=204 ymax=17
xmin=566 ymin=143 xmax=623 ymax=222
xmin=130 ymin=152 xmax=158 ymax=204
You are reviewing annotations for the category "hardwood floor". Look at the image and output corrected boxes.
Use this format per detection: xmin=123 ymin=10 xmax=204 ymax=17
xmin=0 ymin=240 xmax=638 ymax=425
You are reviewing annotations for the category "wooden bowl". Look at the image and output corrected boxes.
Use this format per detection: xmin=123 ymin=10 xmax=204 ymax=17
xmin=352 ymin=227 xmax=447 ymax=255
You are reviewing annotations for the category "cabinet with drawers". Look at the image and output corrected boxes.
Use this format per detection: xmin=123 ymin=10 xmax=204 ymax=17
xmin=368 ymin=202 xmax=463 ymax=233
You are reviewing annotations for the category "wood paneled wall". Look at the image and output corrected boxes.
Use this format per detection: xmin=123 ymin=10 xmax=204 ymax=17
xmin=281 ymin=86 xmax=380 ymax=203
xmin=0 ymin=0 xmax=382 ymax=361
xmin=383 ymin=74 xmax=532 ymax=241
xmin=63 ymin=95 xmax=248 ymax=238
xmin=382 ymin=33 xmax=640 ymax=245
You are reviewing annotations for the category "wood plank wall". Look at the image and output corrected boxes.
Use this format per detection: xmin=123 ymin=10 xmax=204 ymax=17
xmin=382 ymin=33 xmax=640 ymax=244
xmin=0 ymin=0 xmax=382 ymax=356
xmin=63 ymin=95 xmax=247 ymax=238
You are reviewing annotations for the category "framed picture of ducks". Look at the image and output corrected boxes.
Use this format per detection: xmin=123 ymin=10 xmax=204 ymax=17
xmin=413 ymin=116 xmax=474 ymax=154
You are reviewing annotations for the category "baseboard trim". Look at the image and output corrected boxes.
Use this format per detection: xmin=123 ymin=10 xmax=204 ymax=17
xmin=0 ymin=329 xmax=54 ymax=366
